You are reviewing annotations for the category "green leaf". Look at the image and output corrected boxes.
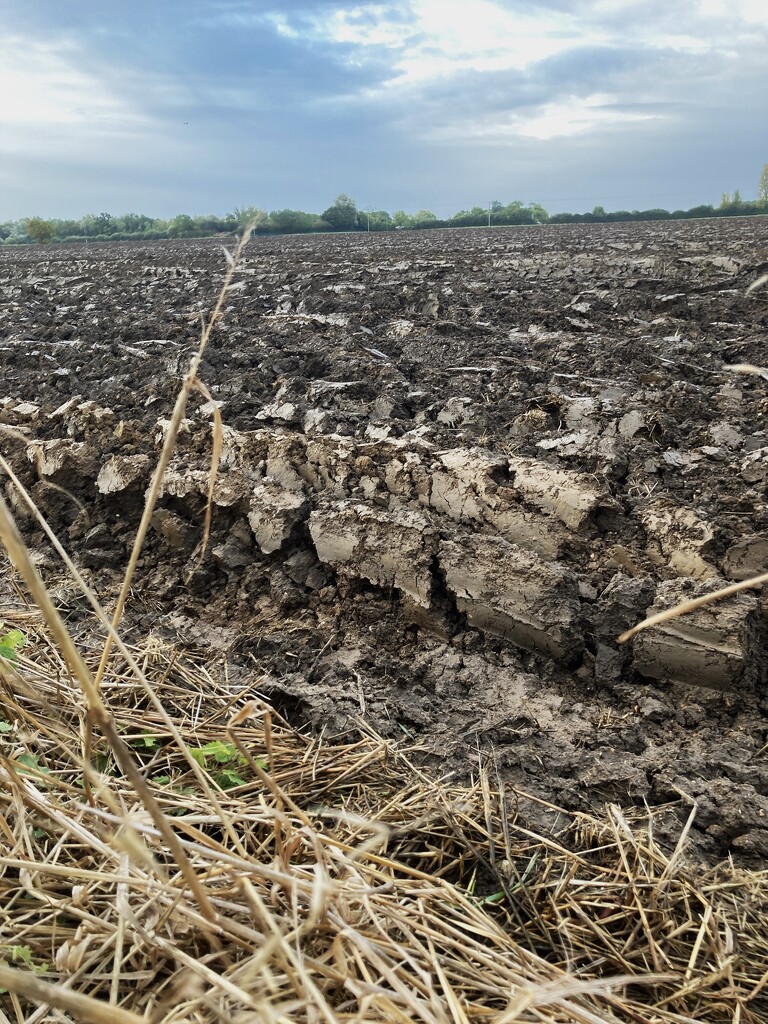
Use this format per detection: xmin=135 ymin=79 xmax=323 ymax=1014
xmin=0 ymin=721 xmax=13 ymax=733
xmin=11 ymin=945 xmax=36 ymax=968
xmin=0 ymin=629 xmax=25 ymax=663
xmin=480 ymin=891 xmax=506 ymax=906
xmin=188 ymin=740 xmax=245 ymax=767
xmin=212 ymin=768 xmax=246 ymax=789
xmin=186 ymin=741 xmax=258 ymax=788
xmin=188 ymin=747 xmax=207 ymax=768
xmin=130 ymin=733 xmax=159 ymax=751
xmin=206 ymin=740 xmax=240 ymax=764
xmin=0 ymin=945 xmax=48 ymax=977
xmin=16 ymin=753 xmax=49 ymax=776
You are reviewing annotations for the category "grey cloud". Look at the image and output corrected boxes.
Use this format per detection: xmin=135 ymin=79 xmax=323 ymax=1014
xmin=0 ymin=0 xmax=765 ymax=220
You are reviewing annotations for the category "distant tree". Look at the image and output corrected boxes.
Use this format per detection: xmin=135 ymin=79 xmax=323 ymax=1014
xmin=356 ymin=209 xmax=392 ymax=231
xmin=167 ymin=214 xmax=195 ymax=237
xmin=758 ymin=164 xmax=768 ymax=207
xmin=392 ymin=210 xmax=413 ymax=228
xmin=592 ymin=205 xmax=606 ymax=218
xmin=490 ymin=200 xmax=504 ymax=213
xmin=528 ymin=203 xmax=549 ymax=223
xmin=414 ymin=209 xmax=437 ymax=222
xmin=232 ymin=206 xmax=266 ymax=232
xmin=370 ymin=209 xmax=392 ymax=230
xmin=25 ymin=217 xmax=55 ymax=244
xmin=116 ymin=212 xmax=155 ymax=234
xmin=497 ymin=201 xmax=536 ymax=225
xmin=720 ymin=192 xmax=732 ymax=208
xmin=193 ymin=214 xmax=237 ymax=234
xmin=53 ymin=218 xmax=84 ymax=237
xmin=450 ymin=206 xmax=489 ymax=227
xmin=636 ymin=208 xmax=671 ymax=220
xmin=268 ymin=208 xmax=325 ymax=233
xmin=685 ymin=205 xmax=715 ymax=218
xmin=82 ymin=212 xmax=114 ymax=234
xmin=321 ymin=194 xmax=358 ymax=231
xmin=81 ymin=213 xmax=113 ymax=237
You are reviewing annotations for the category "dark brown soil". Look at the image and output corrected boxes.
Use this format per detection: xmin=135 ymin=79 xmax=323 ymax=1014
xmin=2 ymin=218 xmax=767 ymax=865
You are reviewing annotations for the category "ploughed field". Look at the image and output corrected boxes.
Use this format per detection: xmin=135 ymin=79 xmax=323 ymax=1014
xmin=2 ymin=218 xmax=767 ymax=864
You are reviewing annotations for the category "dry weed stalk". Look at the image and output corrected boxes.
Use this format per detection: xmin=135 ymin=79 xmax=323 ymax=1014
xmin=0 ymin=233 xmax=258 ymax=923
xmin=95 ymin=231 xmax=253 ymax=683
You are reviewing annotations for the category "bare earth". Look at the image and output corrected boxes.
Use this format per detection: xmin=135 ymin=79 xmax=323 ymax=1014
xmin=2 ymin=218 xmax=767 ymax=865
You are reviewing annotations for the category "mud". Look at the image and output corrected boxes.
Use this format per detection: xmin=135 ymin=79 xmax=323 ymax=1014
xmin=2 ymin=218 xmax=768 ymax=863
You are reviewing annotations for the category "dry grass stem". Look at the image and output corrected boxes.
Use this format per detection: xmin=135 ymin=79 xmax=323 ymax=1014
xmin=618 ymin=571 xmax=768 ymax=643
xmin=95 ymin=227 xmax=254 ymax=687
xmin=745 ymin=272 xmax=768 ymax=295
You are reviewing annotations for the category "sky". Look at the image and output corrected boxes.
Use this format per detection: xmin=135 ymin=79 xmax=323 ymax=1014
xmin=1 ymin=0 xmax=767 ymax=220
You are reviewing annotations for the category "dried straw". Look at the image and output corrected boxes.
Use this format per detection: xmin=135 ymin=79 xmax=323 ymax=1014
xmin=0 ymin=587 xmax=766 ymax=1023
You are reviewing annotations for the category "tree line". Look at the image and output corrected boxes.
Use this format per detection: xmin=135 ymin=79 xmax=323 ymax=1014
xmin=5 ymin=165 xmax=768 ymax=245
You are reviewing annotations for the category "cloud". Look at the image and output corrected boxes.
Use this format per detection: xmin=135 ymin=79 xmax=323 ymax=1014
xmin=294 ymin=1 xmax=601 ymax=83
xmin=256 ymin=0 xmax=768 ymax=85
xmin=0 ymin=0 xmax=765 ymax=218
xmin=242 ymin=0 xmax=767 ymax=148
xmin=698 ymin=0 xmax=767 ymax=23
xmin=303 ymin=1 xmax=765 ymax=209
xmin=0 ymin=36 xmax=147 ymax=131
xmin=458 ymin=92 xmax=659 ymax=142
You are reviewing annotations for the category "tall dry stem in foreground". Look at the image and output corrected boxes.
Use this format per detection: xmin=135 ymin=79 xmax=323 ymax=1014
xmin=95 ymin=229 xmax=254 ymax=684
xmin=0 ymin=231 xmax=256 ymax=922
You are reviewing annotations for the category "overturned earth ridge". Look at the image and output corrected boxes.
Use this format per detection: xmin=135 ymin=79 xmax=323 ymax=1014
xmin=2 ymin=217 xmax=768 ymax=864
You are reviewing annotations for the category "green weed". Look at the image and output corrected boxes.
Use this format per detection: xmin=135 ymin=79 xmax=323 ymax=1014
xmin=0 ymin=945 xmax=48 ymax=992
xmin=0 ymin=628 xmax=25 ymax=663
xmin=188 ymin=740 xmax=264 ymax=790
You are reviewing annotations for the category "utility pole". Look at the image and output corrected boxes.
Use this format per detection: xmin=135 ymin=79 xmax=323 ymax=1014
xmin=366 ymin=207 xmax=372 ymax=232
xmin=488 ymin=202 xmax=491 ymax=228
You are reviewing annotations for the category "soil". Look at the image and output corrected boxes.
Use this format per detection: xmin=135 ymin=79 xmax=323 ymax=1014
xmin=1 ymin=218 xmax=768 ymax=865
